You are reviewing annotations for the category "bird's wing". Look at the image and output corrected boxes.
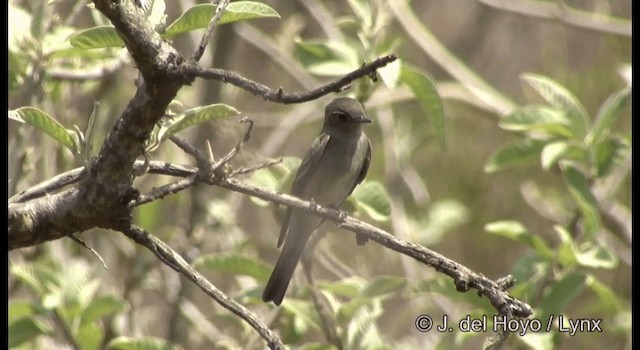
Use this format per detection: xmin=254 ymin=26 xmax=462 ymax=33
xmin=348 ymin=138 xmax=371 ymax=195
xmin=277 ymin=133 xmax=331 ymax=247
xmin=351 ymin=139 xmax=371 ymax=246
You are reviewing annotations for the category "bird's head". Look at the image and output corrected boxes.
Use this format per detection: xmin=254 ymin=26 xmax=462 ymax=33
xmin=323 ymin=97 xmax=371 ymax=133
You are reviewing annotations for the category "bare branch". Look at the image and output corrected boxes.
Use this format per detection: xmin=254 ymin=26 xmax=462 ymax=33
xmin=120 ymin=224 xmax=284 ymax=349
xmin=182 ymin=54 xmax=398 ymax=104
xmin=191 ymin=0 xmax=232 ymax=62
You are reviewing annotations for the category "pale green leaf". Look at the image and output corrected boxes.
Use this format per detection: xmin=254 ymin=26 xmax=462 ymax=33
xmin=351 ymin=181 xmax=391 ymax=222
xmin=164 ymin=2 xmax=280 ymax=38
xmin=484 ymin=139 xmax=546 ymax=173
xmin=159 ymin=104 xmax=239 ymax=141
xmin=400 ymin=63 xmax=446 ymax=148
xmin=521 ymin=74 xmax=589 ymax=139
xmin=560 ymin=163 xmax=600 ymax=239
xmin=318 ymin=277 xmax=366 ymax=298
xmin=485 ymin=221 xmax=554 ymax=261
xmin=585 ymin=274 xmax=625 ymax=312
xmin=540 ymin=141 xmax=586 ymax=170
xmin=587 ymin=87 xmax=630 ymax=146
xmin=594 ymin=136 xmax=629 ymax=178
xmin=500 ymin=105 xmax=573 ymax=138
xmin=9 ymin=107 xmax=76 ymax=152
xmin=82 ymin=295 xmax=128 ymax=324
xmin=69 ymin=26 xmax=124 ymax=49
xmin=574 ymin=242 xmax=618 ymax=269
xmin=194 ymin=253 xmax=271 ymax=283
xmin=362 ymin=276 xmax=406 ymax=297
xmin=77 ymin=322 xmax=104 ymax=350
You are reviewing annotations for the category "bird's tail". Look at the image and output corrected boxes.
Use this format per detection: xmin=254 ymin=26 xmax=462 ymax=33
xmin=262 ymin=238 xmax=305 ymax=306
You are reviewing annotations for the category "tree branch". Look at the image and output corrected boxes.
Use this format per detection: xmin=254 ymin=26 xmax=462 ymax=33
xmin=180 ymin=54 xmax=398 ymax=104
xmin=191 ymin=0 xmax=231 ymax=62
xmin=119 ymin=224 xmax=284 ymax=350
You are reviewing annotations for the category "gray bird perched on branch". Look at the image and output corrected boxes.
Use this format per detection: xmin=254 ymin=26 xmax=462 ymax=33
xmin=262 ymin=97 xmax=372 ymax=306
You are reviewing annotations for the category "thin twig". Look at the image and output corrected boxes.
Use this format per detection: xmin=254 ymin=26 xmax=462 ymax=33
xmin=130 ymin=175 xmax=199 ymax=207
xmin=230 ymin=158 xmax=282 ymax=177
xmin=211 ymin=117 xmax=254 ymax=174
xmin=191 ymin=0 xmax=231 ymax=62
xmin=120 ymin=224 xmax=284 ymax=349
xmin=181 ymin=54 xmax=398 ymax=104
xmin=69 ymin=235 xmax=108 ymax=270
xmin=169 ymin=135 xmax=213 ymax=173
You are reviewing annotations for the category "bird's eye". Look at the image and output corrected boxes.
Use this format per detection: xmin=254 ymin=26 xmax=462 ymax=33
xmin=336 ymin=112 xmax=348 ymax=122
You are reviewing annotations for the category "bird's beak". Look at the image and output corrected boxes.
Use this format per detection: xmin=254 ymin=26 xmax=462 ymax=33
xmin=358 ymin=114 xmax=372 ymax=123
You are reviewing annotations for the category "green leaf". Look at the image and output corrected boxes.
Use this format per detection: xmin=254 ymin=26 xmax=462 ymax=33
xmin=10 ymin=264 xmax=58 ymax=296
xmin=560 ymin=163 xmax=600 ymax=239
xmin=164 ymin=2 xmax=280 ymax=38
xmin=9 ymin=107 xmax=76 ymax=152
xmin=500 ymin=105 xmax=573 ymax=138
xmin=400 ymin=63 xmax=446 ymax=148
xmin=194 ymin=253 xmax=272 ymax=283
xmin=539 ymin=271 xmax=586 ymax=316
xmin=521 ymin=74 xmax=589 ymax=139
xmin=484 ymin=221 xmax=554 ymax=261
xmin=416 ymin=199 xmax=469 ymax=246
xmin=9 ymin=301 xmax=37 ymax=323
xmin=281 ymin=300 xmax=321 ymax=330
xmin=318 ymin=277 xmax=366 ymax=298
xmin=159 ymin=104 xmax=239 ymax=141
xmin=69 ymin=26 xmax=124 ymax=49
xmin=362 ymin=276 xmax=406 ymax=297
xmin=585 ymin=274 xmax=625 ymax=312
xmin=294 ymin=40 xmax=360 ymax=76
xmin=108 ymin=336 xmax=177 ymax=350
xmin=82 ymin=295 xmax=128 ymax=324
xmin=574 ymin=242 xmax=618 ymax=269
xmin=594 ymin=136 xmax=629 ymax=178
xmin=9 ymin=317 xmax=51 ymax=348
xmin=350 ymin=181 xmax=391 ymax=222
xmin=484 ymin=139 xmax=546 ymax=173
xmin=77 ymin=322 xmax=104 ymax=350
xmin=540 ymin=141 xmax=586 ymax=170
xmin=587 ymin=87 xmax=630 ymax=146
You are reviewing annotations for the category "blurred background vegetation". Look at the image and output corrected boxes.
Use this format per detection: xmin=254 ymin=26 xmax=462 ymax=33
xmin=8 ymin=0 xmax=631 ymax=349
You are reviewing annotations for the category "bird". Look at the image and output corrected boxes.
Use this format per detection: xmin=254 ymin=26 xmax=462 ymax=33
xmin=262 ymin=97 xmax=372 ymax=306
